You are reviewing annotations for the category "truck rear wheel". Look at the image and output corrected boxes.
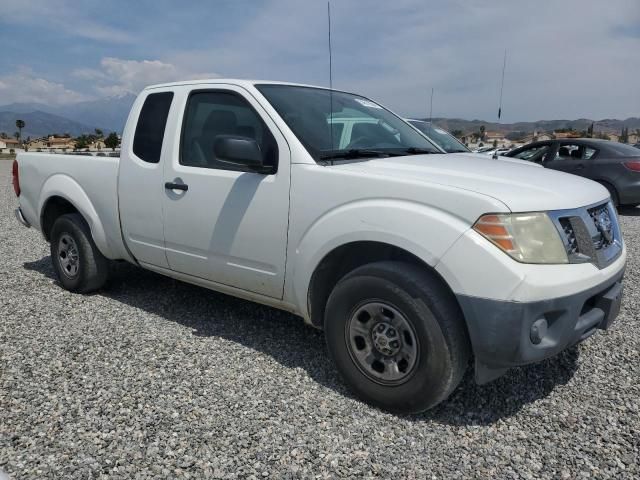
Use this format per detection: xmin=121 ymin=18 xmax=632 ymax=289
xmin=324 ymin=261 xmax=470 ymax=413
xmin=50 ymin=213 xmax=109 ymax=293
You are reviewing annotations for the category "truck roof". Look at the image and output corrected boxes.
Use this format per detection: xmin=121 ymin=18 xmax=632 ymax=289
xmin=145 ymin=78 xmax=325 ymax=91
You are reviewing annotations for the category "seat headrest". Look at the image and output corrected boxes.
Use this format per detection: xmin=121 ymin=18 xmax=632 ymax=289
xmin=237 ymin=125 xmax=256 ymax=139
xmin=202 ymin=110 xmax=238 ymax=136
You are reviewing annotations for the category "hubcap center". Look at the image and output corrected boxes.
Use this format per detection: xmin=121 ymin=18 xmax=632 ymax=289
xmin=371 ymin=322 xmax=401 ymax=356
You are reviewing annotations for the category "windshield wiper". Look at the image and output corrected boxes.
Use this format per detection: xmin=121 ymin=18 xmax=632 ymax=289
xmin=401 ymin=147 xmax=439 ymax=155
xmin=319 ymin=149 xmax=390 ymax=161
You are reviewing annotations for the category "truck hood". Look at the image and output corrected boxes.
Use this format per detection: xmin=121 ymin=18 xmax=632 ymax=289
xmin=334 ymin=154 xmax=609 ymax=212
xmin=448 ymin=152 xmax=543 ymax=168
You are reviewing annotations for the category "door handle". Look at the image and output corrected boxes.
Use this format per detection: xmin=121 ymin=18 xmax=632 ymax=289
xmin=165 ymin=182 xmax=188 ymax=191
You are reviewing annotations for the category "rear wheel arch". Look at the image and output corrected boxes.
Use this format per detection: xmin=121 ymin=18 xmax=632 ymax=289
xmin=41 ymin=196 xmax=80 ymax=241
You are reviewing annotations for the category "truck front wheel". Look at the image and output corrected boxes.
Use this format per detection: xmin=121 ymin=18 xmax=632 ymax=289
xmin=324 ymin=261 xmax=470 ymax=413
xmin=50 ymin=213 xmax=109 ymax=293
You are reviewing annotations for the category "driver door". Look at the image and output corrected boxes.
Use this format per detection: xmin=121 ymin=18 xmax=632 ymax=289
xmin=161 ymin=86 xmax=291 ymax=299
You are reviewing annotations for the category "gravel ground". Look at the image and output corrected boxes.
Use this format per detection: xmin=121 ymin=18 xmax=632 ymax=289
xmin=1 ymin=159 xmax=638 ymax=479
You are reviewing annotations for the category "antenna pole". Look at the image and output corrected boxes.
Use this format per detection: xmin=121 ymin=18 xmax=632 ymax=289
xmin=493 ymin=50 xmax=507 ymax=160
xmin=498 ymin=49 xmax=507 ymax=120
xmin=428 ymin=87 xmax=434 ymax=133
xmin=328 ymin=2 xmax=335 ymax=160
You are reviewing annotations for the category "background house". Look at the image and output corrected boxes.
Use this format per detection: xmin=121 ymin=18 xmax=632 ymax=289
xmin=0 ymin=137 xmax=20 ymax=152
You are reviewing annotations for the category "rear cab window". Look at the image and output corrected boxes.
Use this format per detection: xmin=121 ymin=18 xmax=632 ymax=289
xmin=133 ymin=92 xmax=174 ymax=163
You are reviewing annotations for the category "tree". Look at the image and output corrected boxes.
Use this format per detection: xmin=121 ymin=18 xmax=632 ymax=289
xmin=74 ymin=135 xmax=91 ymax=150
xmin=479 ymin=125 xmax=486 ymax=141
xmin=14 ymin=131 xmax=20 ymax=140
xmin=492 ymin=139 xmax=498 ymax=148
xmin=451 ymin=129 xmax=464 ymax=138
xmin=104 ymin=132 xmax=119 ymax=151
xmin=587 ymin=123 xmax=594 ymax=138
xmin=94 ymin=128 xmax=104 ymax=138
xmin=620 ymin=127 xmax=629 ymax=143
xmin=15 ymin=119 xmax=25 ymax=141
xmin=0 ymin=132 xmax=7 ymax=139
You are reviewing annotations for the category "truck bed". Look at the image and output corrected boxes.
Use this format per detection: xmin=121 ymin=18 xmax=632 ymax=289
xmin=16 ymin=153 xmax=130 ymax=261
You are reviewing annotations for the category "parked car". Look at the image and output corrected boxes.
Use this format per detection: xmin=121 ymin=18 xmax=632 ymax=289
xmin=633 ymin=143 xmax=640 ymax=149
xmin=505 ymin=139 xmax=640 ymax=206
xmin=13 ymin=80 xmax=626 ymax=413
xmin=404 ymin=119 xmax=469 ymax=153
xmin=473 ymin=146 xmax=495 ymax=153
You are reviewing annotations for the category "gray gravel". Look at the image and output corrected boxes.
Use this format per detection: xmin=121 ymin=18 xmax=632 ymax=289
xmin=1 ymin=159 xmax=638 ymax=479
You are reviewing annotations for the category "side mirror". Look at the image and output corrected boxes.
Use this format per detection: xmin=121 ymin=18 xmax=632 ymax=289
xmin=213 ymin=135 xmax=266 ymax=171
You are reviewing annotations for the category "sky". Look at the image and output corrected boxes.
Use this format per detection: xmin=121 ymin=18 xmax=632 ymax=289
xmin=0 ymin=0 xmax=638 ymax=122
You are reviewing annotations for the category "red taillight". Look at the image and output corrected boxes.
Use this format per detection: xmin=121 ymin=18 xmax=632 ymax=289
xmin=12 ymin=159 xmax=20 ymax=196
xmin=623 ymin=160 xmax=640 ymax=172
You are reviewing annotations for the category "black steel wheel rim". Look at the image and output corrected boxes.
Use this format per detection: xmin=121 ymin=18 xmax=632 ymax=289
xmin=345 ymin=300 xmax=420 ymax=385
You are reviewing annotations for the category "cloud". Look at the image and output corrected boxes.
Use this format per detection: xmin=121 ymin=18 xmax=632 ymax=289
xmin=0 ymin=0 xmax=133 ymax=44
xmin=1 ymin=0 xmax=638 ymax=119
xmin=0 ymin=68 xmax=92 ymax=105
xmin=73 ymin=58 xmax=219 ymax=97
xmin=161 ymin=0 xmax=640 ymax=121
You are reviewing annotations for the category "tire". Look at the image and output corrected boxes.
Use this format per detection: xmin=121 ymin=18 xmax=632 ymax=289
xmin=324 ymin=261 xmax=470 ymax=414
xmin=50 ymin=213 xmax=109 ymax=293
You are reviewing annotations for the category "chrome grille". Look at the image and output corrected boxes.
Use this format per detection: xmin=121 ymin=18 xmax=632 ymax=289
xmin=549 ymin=201 xmax=622 ymax=269
xmin=588 ymin=204 xmax=614 ymax=250
xmin=559 ymin=218 xmax=579 ymax=255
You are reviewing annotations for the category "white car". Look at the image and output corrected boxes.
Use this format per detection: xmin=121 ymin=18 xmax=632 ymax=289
xmin=13 ymin=79 xmax=626 ymax=413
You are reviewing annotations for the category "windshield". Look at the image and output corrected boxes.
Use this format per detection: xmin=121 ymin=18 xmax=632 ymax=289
xmin=256 ymin=84 xmax=441 ymax=161
xmin=407 ymin=120 xmax=470 ymax=153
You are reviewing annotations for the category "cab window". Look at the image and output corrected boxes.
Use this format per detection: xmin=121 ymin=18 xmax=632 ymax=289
xmin=133 ymin=92 xmax=174 ymax=163
xmin=180 ymin=91 xmax=278 ymax=172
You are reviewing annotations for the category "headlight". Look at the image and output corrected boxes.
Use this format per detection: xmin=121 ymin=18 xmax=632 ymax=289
xmin=473 ymin=212 xmax=568 ymax=264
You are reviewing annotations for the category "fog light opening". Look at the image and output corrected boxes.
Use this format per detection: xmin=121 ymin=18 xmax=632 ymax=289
xmin=530 ymin=318 xmax=548 ymax=345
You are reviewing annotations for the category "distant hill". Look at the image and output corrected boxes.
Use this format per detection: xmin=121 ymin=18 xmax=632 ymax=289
xmin=422 ymin=117 xmax=640 ymax=136
xmin=0 ymin=93 xmax=136 ymax=134
xmin=1 ymin=93 xmax=638 ymax=140
xmin=0 ymin=110 xmax=101 ymax=138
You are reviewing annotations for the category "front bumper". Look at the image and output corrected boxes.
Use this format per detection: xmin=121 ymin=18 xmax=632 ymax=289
xmin=457 ymin=268 xmax=625 ymax=384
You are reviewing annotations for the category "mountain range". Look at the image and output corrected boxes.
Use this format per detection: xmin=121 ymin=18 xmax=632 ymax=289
xmin=0 ymin=92 xmax=637 ymax=140
xmin=420 ymin=117 xmax=640 ymax=137
xmin=0 ymin=94 xmax=136 ymax=138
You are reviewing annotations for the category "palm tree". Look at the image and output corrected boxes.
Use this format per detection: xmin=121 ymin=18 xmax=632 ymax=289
xmin=15 ymin=119 xmax=25 ymax=141
xmin=94 ymin=128 xmax=103 ymax=138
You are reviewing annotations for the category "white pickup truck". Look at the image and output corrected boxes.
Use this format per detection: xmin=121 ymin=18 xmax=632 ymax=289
xmin=13 ymin=79 xmax=626 ymax=413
